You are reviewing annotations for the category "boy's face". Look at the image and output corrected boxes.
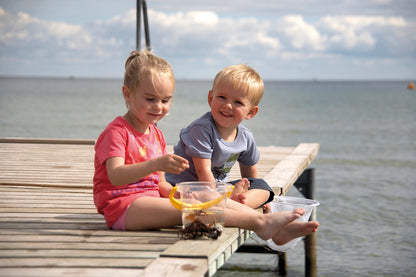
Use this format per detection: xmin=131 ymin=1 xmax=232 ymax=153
xmin=123 ymin=73 xmax=174 ymax=133
xmin=208 ymin=82 xmax=258 ymax=130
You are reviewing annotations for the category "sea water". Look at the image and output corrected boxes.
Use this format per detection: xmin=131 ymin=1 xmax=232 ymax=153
xmin=1 ymin=77 xmax=415 ymax=276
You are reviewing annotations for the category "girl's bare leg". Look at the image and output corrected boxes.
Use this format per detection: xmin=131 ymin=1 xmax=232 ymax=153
xmin=124 ymin=196 xmax=315 ymax=245
xmin=224 ymin=199 xmax=305 ymax=240
xmin=272 ymin=220 xmax=319 ymax=245
xmin=125 ymin=197 xmax=182 ymax=230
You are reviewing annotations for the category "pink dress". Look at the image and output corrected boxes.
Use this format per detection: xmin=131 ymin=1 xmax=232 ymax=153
xmin=93 ymin=116 xmax=167 ymax=228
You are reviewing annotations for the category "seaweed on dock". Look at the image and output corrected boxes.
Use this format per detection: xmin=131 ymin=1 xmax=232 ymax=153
xmin=178 ymin=218 xmax=223 ymax=240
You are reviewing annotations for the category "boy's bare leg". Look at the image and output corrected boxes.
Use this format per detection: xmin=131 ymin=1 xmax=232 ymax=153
xmin=229 ymin=180 xmax=271 ymax=211
xmin=272 ymin=220 xmax=319 ymax=245
xmin=240 ymin=189 xmax=270 ymax=209
xmin=125 ymin=197 xmax=182 ymax=230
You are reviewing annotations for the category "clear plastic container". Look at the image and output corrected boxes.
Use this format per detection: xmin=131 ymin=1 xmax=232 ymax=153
xmin=266 ymin=196 xmax=319 ymax=252
xmin=169 ymin=182 xmax=233 ymax=239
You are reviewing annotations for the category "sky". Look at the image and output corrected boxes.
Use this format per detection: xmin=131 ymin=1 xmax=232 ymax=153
xmin=0 ymin=0 xmax=415 ymax=80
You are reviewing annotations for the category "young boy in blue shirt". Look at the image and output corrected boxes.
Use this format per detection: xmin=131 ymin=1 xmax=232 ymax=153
xmin=167 ymin=64 xmax=274 ymax=209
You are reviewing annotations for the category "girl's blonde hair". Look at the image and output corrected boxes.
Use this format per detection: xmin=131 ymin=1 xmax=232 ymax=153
xmin=211 ymin=64 xmax=264 ymax=106
xmin=124 ymin=49 xmax=175 ymax=91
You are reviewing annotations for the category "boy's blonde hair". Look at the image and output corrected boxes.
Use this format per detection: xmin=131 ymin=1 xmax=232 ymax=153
xmin=211 ymin=64 xmax=264 ymax=106
xmin=124 ymin=49 xmax=175 ymax=91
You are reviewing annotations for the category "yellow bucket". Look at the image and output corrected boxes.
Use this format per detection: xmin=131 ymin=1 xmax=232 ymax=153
xmin=169 ymin=182 xmax=233 ymax=236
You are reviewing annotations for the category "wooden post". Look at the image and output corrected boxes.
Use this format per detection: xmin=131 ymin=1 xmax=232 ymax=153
xmin=295 ymin=168 xmax=317 ymax=277
xmin=136 ymin=0 xmax=151 ymax=50
xmin=136 ymin=0 xmax=141 ymax=50
xmin=277 ymin=251 xmax=287 ymax=276
xmin=305 ymin=208 xmax=317 ymax=277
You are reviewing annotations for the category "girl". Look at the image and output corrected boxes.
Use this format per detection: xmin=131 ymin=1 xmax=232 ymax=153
xmin=93 ymin=50 xmax=318 ymax=246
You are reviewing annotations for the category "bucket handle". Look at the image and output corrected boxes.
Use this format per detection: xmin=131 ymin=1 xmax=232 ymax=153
xmin=169 ymin=185 xmax=234 ymax=211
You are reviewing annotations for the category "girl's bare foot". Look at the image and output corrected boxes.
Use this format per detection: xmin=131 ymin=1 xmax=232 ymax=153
xmin=255 ymin=208 xmax=305 ymax=241
xmin=272 ymin=220 xmax=319 ymax=245
xmin=230 ymin=178 xmax=250 ymax=204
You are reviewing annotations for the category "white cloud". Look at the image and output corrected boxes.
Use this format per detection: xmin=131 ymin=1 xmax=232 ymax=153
xmin=318 ymin=15 xmax=409 ymax=53
xmin=0 ymin=4 xmax=414 ymax=79
xmin=277 ymin=15 xmax=326 ymax=51
xmin=0 ymin=8 xmax=91 ymax=51
xmin=188 ymin=11 xmax=219 ymax=25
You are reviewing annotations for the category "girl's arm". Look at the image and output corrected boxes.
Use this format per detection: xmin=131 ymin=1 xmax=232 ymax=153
xmin=192 ymin=156 xmax=216 ymax=182
xmin=106 ymin=154 xmax=189 ymax=186
xmin=239 ymin=163 xmax=258 ymax=179
xmin=158 ymin=172 xmax=173 ymax=198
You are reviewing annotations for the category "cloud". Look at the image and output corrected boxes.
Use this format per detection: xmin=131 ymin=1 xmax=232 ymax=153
xmin=276 ymin=15 xmax=326 ymax=51
xmin=319 ymin=16 xmax=405 ymax=47
xmin=0 ymin=4 xmax=414 ymax=79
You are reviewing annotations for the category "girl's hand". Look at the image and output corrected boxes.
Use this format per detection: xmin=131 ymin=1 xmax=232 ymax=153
xmin=156 ymin=154 xmax=189 ymax=174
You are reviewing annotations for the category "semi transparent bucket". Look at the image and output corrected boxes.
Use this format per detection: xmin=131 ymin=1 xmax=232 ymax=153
xmin=266 ymin=196 xmax=319 ymax=252
xmin=169 ymin=182 xmax=233 ymax=239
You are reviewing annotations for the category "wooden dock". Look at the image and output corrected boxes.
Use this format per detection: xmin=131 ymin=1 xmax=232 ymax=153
xmin=0 ymin=138 xmax=319 ymax=277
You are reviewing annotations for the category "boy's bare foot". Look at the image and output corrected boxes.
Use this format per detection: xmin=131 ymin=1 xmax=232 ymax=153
xmin=255 ymin=208 xmax=305 ymax=241
xmin=262 ymin=203 xmax=271 ymax=213
xmin=272 ymin=220 xmax=319 ymax=245
xmin=230 ymin=178 xmax=250 ymax=204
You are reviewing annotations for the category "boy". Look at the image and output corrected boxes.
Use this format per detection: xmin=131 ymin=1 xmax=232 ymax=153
xmin=166 ymin=64 xmax=274 ymax=209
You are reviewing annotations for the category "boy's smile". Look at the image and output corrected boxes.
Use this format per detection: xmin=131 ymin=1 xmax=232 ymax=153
xmin=208 ymin=82 xmax=258 ymax=140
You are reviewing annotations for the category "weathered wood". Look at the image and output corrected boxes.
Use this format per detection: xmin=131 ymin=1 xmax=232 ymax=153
xmin=0 ymin=137 xmax=96 ymax=144
xmin=264 ymin=143 xmax=320 ymax=195
xmin=0 ymin=138 xmax=319 ymax=277
xmin=0 ymin=268 xmax=145 ymax=277
xmin=0 ymin=257 xmax=154 ymax=268
xmin=160 ymin=228 xmax=251 ymax=277
xmin=144 ymin=257 xmax=207 ymax=277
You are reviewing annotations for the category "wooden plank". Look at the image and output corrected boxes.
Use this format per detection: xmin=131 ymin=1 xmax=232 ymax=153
xmin=0 ymin=257 xmax=153 ymax=268
xmin=0 ymin=242 xmax=171 ymax=251
xmin=157 ymin=228 xmax=251 ymax=276
xmin=0 ymin=137 xmax=96 ymax=144
xmin=161 ymin=228 xmax=242 ymax=260
xmin=0 ymin=249 xmax=161 ymax=259
xmin=144 ymin=257 xmax=207 ymax=277
xmin=0 ymin=234 xmax=179 ymax=244
xmin=0 ymin=228 xmax=179 ymax=238
xmin=0 ymin=208 xmax=98 ymax=214
xmin=0 ymin=141 xmax=94 ymax=189
xmin=0 ymin=268 xmax=145 ymax=277
xmin=264 ymin=143 xmax=320 ymax=195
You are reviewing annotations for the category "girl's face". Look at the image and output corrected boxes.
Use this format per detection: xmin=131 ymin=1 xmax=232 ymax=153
xmin=123 ymin=73 xmax=174 ymax=133
xmin=208 ymin=82 xmax=258 ymax=131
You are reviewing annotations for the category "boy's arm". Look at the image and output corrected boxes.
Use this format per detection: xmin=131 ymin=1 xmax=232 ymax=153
xmin=239 ymin=163 xmax=258 ymax=178
xmin=106 ymin=154 xmax=189 ymax=186
xmin=192 ymin=156 xmax=216 ymax=182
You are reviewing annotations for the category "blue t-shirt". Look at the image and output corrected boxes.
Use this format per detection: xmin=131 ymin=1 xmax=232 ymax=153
xmin=166 ymin=112 xmax=260 ymax=184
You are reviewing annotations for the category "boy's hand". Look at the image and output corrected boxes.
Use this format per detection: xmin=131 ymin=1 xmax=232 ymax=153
xmin=157 ymin=154 xmax=189 ymax=174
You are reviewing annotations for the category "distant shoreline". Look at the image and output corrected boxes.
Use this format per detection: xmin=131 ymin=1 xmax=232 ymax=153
xmin=0 ymin=75 xmax=413 ymax=83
